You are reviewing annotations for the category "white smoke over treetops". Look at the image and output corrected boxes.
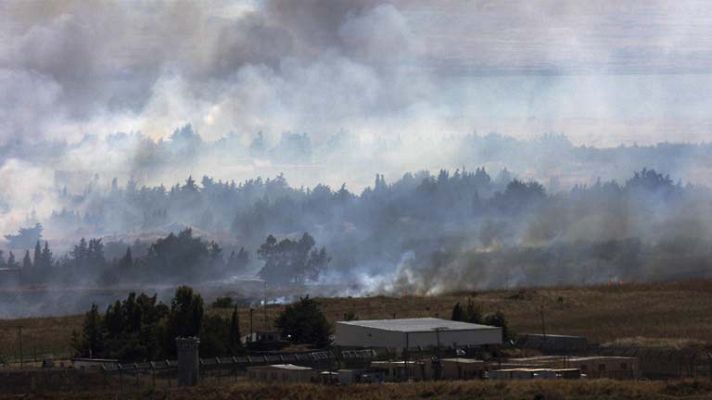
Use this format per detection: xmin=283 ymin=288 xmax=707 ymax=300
xmin=3 ymin=0 xmax=712 ymax=234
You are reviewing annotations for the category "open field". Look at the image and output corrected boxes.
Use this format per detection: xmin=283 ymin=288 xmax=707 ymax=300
xmin=2 ymin=379 xmax=712 ymax=400
xmin=2 ymin=280 xmax=712 ymax=361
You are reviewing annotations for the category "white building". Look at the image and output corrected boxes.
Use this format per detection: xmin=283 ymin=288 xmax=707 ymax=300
xmin=334 ymin=317 xmax=502 ymax=349
xmin=247 ymin=364 xmax=316 ymax=383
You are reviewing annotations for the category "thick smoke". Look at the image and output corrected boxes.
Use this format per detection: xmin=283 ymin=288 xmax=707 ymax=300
xmin=3 ymin=0 xmax=712 ymax=230
xmin=2 ymin=1 xmax=712 ymax=315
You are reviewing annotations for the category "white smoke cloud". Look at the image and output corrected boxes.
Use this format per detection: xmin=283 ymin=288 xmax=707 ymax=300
xmin=3 ymin=0 xmax=712 ymax=236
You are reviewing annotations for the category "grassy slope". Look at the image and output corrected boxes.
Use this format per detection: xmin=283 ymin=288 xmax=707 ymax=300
xmin=2 ymin=280 xmax=712 ymax=360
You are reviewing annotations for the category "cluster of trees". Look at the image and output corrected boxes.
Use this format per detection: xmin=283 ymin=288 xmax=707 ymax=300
xmin=275 ymin=296 xmax=332 ymax=348
xmin=6 ymin=166 xmax=712 ymax=292
xmin=0 ymin=240 xmax=54 ymax=281
xmin=49 ymin=165 xmax=671 ymax=243
xmin=1 ymin=229 xmax=329 ymax=286
xmin=72 ymin=286 xmax=242 ymax=360
xmin=257 ymin=233 xmax=330 ymax=284
xmin=451 ymin=299 xmax=511 ymax=340
xmin=74 ymin=287 xmax=334 ymax=362
xmin=3 ymin=223 xmax=42 ymax=249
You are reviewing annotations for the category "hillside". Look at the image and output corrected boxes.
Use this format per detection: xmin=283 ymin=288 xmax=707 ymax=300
xmin=1 ymin=279 xmax=711 ymax=362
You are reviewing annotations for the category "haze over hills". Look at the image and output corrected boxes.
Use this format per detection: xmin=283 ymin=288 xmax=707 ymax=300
xmin=3 ymin=1 xmax=712 ymax=317
xmin=2 ymin=142 xmax=712 ymax=319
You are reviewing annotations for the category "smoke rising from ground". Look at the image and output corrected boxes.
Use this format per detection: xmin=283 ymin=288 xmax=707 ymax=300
xmin=3 ymin=1 xmax=712 ymax=315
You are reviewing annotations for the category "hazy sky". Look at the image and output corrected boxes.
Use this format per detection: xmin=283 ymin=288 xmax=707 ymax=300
xmin=2 ymin=0 xmax=712 ymax=147
xmin=4 ymin=0 xmax=712 ymax=234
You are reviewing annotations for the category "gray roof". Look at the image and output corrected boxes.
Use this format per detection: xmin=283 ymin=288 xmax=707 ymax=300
xmin=337 ymin=317 xmax=499 ymax=333
xmin=250 ymin=364 xmax=313 ymax=371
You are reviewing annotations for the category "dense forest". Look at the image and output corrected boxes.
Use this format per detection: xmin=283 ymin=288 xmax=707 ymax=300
xmin=3 ymin=166 xmax=712 ymax=295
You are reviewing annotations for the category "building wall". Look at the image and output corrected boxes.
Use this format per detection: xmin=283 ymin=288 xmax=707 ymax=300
xmin=568 ymin=357 xmax=639 ymax=379
xmin=335 ymin=324 xmax=405 ymax=348
xmin=335 ymin=323 xmax=502 ymax=348
xmin=370 ymin=361 xmax=429 ymax=382
xmin=247 ymin=367 xmax=315 ymax=383
xmin=440 ymin=360 xmax=486 ymax=380
xmin=489 ymin=369 xmax=558 ymax=380
xmin=516 ymin=334 xmax=588 ymax=353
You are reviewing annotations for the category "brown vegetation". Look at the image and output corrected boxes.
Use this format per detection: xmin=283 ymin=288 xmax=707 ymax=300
xmin=2 ymin=280 xmax=712 ymax=362
xmin=3 ymin=379 xmax=712 ymax=400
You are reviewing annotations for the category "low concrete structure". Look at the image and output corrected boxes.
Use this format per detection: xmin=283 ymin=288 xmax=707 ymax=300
xmin=567 ymin=356 xmax=639 ymax=379
xmin=556 ymin=368 xmax=583 ymax=379
xmin=439 ymin=358 xmax=486 ymax=380
xmin=502 ymin=355 xmax=639 ymax=379
xmin=241 ymin=330 xmax=281 ymax=344
xmin=516 ymin=334 xmax=588 ymax=353
xmin=318 ymin=371 xmax=339 ymax=384
xmin=176 ymin=337 xmax=200 ymax=386
xmin=72 ymin=358 xmax=119 ymax=369
xmin=370 ymin=360 xmax=430 ymax=381
xmin=489 ymin=368 xmax=558 ymax=380
xmin=335 ymin=318 xmax=502 ymax=350
xmin=337 ymin=369 xmax=359 ymax=385
xmin=247 ymin=364 xmax=316 ymax=383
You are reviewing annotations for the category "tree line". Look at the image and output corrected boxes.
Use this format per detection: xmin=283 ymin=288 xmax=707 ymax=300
xmin=6 ymin=167 xmax=712 ymax=291
xmin=73 ymin=287 xmax=332 ymax=361
xmin=0 ymin=229 xmax=328 ymax=287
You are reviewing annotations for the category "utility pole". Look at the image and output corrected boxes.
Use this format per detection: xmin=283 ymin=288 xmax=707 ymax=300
xmin=249 ymin=308 xmax=254 ymax=343
xmin=404 ymin=332 xmax=410 ymax=381
xmin=17 ymin=326 xmax=23 ymax=368
xmin=433 ymin=327 xmax=446 ymax=381
xmin=434 ymin=327 xmax=448 ymax=358
xmin=263 ymin=280 xmax=268 ymax=331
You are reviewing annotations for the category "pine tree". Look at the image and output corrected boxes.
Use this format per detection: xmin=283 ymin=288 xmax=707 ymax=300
xmin=275 ymin=296 xmax=331 ymax=347
xmin=465 ymin=298 xmax=482 ymax=324
xmin=7 ymin=252 xmax=18 ymax=268
xmin=40 ymin=241 xmax=53 ymax=269
xmin=33 ymin=241 xmax=41 ymax=268
xmin=87 ymin=239 xmax=105 ymax=267
xmin=451 ymin=302 xmax=464 ymax=321
xmin=229 ymin=306 xmax=242 ymax=353
xmin=119 ymin=247 xmax=133 ymax=269
xmin=73 ymin=304 xmax=104 ymax=358
xmin=71 ymin=238 xmax=88 ymax=270
xmin=483 ymin=311 xmax=510 ymax=341
xmin=22 ymin=250 xmax=32 ymax=269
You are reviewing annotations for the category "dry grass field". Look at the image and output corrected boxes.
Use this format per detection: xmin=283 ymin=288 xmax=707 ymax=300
xmin=2 ymin=379 xmax=712 ymax=400
xmin=2 ymin=279 xmax=712 ymax=362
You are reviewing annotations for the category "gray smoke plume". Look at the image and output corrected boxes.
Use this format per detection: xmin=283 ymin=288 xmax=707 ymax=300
xmin=2 ymin=1 xmax=712 ymax=316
